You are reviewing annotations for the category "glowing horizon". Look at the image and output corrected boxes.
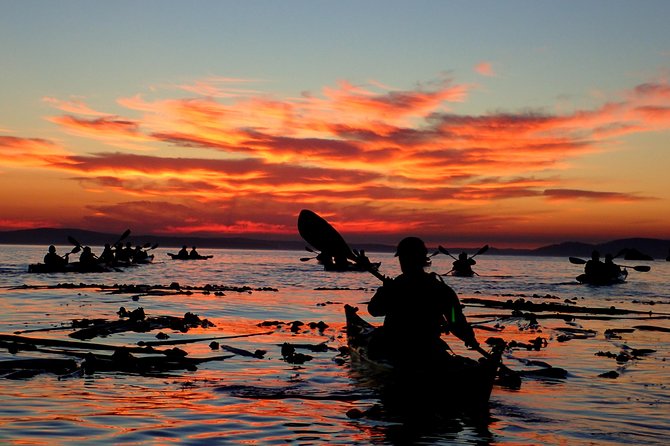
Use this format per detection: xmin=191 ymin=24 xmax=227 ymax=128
xmin=1 ymin=2 xmax=669 ymax=249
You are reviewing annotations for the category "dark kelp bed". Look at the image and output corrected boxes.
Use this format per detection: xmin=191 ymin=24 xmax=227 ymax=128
xmin=2 ymin=282 xmax=668 ymax=383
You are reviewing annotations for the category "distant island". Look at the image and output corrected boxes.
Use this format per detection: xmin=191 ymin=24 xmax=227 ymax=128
xmin=1 ymin=228 xmax=669 ymax=260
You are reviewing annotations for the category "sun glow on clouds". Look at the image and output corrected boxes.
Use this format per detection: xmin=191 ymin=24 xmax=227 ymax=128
xmin=2 ymin=74 xmax=670 ymax=244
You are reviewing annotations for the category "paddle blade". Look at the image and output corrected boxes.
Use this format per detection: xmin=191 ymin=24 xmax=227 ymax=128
xmin=633 ymin=265 xmax=651 ymax=272
xmin=476 ymin=244 xmax=489 ymax=256
xmin=67 ymin=236 xmax=81 ymax=247
xmin=438 ymin=245 xmax=457 ymax=260
xmin=438 ymin=245 xmax=450 ymax=256
xmin=115 ymin=229 xmax=131 ymax=245
xmin=569 ymin=257 xmax=587 ymax=265
xmin=297 ymin=210 xmax=355 ymax=261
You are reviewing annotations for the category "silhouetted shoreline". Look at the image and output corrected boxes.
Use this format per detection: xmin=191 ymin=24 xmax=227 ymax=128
xmin=1 ymin=228 xmax=669 ymax=259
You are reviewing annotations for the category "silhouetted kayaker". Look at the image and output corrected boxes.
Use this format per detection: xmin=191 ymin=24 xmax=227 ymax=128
xmin=99 ymin=243 xmax=115 ymax=264
xmin=584 ymin=250 xmax=604 ymax=277
xmin=177 ymin=245 xmax=189 ymax=259
xmin=452 ymin=252 xmax=476 ymax=276
xmin=189 ymin=246 xmax=200 ymax=259
xmin=367 ymin=237 xmax=478 ymax=367
xmin=604 ymin=254 xmax=622 ymax=279
xmin=43 ymin=245 xmax=68 ymax=267
xmin=79 ymin=246 xmax=97 ymax=267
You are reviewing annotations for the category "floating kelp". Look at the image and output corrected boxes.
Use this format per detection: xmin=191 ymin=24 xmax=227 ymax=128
xmin=280 ymin=343 xmax=314 ymax=364
xmin=68 ymin=308 xmax=215 ymax=340
xmin=462 ymin=297 xmax=670 ymax=321
xmin=257 ymin=320 xmax=329 ymax=333
xmin=11 ymin=282 xmax=279 ymax=296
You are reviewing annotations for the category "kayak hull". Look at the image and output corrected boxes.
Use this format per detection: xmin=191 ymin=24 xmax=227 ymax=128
xmin=451 ymin=270 xmax=475 ymax=277
xmin=167 ymin=253 xmax=213 ymax=260
xmin=344 ymin=304 xmax=500 ymax=409
xmin=576 ymin=269 xmax=628 ymax=285
xmin=323 ymin=262 xmax=381 ymax=272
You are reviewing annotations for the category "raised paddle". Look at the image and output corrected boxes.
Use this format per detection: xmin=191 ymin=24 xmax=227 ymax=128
xmin=297 ymin=209 xmax=388 ymax=282
xmin=297 ymin=209 xmax=520 ymax=382
xmin=113 ymin=229 xmax=131 ymax=246
xmin=439 ymin=244 xmax=489 ymax=260
xmin=569 ymin=257 xmax=650 ymax=272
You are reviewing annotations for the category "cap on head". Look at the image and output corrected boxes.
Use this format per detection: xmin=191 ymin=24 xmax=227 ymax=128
xmin=395 ymin=237 xmax=428 ymax=258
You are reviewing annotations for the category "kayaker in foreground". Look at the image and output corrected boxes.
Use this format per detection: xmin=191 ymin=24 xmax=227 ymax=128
xmin=367 ymin=237 xmax=479 ymax=369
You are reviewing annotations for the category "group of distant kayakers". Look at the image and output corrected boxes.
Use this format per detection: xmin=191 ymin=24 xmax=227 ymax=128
xmin=43 ymin=241 xmax=153 ymax=269
xmin=35 ymin=238 xmax=215 ymax=272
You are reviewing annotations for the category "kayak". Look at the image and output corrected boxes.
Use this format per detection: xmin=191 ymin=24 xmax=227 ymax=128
xmin=28 ymin=262 xmax=116 ymax=274
xmin=344 ymin=304 xmax=501 ymax=409
xmin=167 ymin=253 xmax=213 ymax=260
xmin=132 ymin=254 xmax=155 ymax=265
xmin=576 ymin=269 xmax=628 ymax=285
xmin=450 ymin=269 xmax=475 ymax=277
xmin=323 ymin=262 xmax=381 ymax=272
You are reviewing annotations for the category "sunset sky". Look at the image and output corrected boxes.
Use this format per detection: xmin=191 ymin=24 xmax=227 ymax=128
xmin=1 ymin=1 xmax=669 ymax=248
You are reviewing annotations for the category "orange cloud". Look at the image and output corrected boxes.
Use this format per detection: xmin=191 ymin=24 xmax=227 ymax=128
xmin=5 ymin=74 xmax=668 ymax=243
xmin=0 ymin=135 xmax=71 ymax=168
xmin=475 ymin=62 xmax=495 ymax=77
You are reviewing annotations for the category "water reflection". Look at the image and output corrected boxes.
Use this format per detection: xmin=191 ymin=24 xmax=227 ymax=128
xmin=1 ymin=247 xmax=669 ymax=444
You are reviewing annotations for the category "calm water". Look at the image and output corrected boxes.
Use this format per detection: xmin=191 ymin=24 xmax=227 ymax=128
xmin=0 ymin=245 xmax=669 ymax=445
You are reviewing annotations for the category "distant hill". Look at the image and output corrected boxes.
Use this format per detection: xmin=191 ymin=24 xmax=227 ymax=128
xmin=0 ymin=228 xmax=668 ymax=259
xmin=527 ymin=238 xmax=670 ymax=259
xmin=0 ymin=228 xmax=306 ymax=251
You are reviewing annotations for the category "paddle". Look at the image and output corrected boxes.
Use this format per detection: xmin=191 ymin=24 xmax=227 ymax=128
xmin=439 ymin=245 xmax=488 ymax=276
xmin=113 ymin=229 xmax=131 ymax=247
xmin=569 ymin=257 xmax=650 ymax=272
xmin=297 ymin=210 xmax=388 ymax=282
xmin=297 ymin=209 xmax=520 ymax=382
xmin=438 ymin=244 xmax=489 ymax=260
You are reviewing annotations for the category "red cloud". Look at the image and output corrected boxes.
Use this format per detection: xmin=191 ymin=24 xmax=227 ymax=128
xmin=5 ymin=74 xmax=667 ymax=243
xmin=543 ymin=189 xmax=654 ymax=201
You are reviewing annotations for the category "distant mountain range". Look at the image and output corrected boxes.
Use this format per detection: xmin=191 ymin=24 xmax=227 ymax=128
xmin=0 ymin=228 xmax=669 ymax=259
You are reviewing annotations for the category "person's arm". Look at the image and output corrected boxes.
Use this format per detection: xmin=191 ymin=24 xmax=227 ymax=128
xmin=442 ymin=286 xmax=478 ymax=348
xmin=368 ymin=285 xmax=389 ymax=317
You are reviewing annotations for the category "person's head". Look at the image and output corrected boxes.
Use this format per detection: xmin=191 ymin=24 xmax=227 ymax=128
xmin=591 ymin=250 xmax=600 ymax=261
xmin=104 ymin=243 xmax=110 ymax=249
xmin=48 ymin=245 xmax=56 ymax=253
xmin=192 ymin=246 xmax=196 ymax=249
xmin=182 ymin=245 xmax=187 ymax=249
xmin=459 ymin=252 xmax=467 ymax=260
xmin=395 ymin=237 xmax=430 ymax=272
xmin=83 ymin=246 xmax=91 ymax=252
